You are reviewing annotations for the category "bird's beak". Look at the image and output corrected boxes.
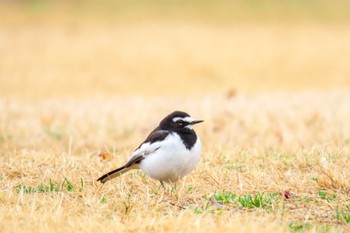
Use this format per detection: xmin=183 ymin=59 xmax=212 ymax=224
xmin=190 ymin=120 xmax=204 ymax=125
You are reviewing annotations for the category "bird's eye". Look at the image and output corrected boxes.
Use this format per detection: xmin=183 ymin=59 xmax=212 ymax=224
xmin=177 ymin=120 xmax=184 ymax=126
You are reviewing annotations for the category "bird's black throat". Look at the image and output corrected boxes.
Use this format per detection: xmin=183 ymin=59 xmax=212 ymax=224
xmin=175 ymin=129 xmax=198 ymax=150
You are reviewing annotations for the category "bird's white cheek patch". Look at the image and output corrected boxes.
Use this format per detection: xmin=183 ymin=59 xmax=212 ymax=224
xmin=185 ymin=124 xmax=193 ymax=130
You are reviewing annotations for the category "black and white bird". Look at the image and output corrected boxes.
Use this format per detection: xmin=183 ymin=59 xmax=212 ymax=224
xmin=97 ymin=111 xmax=203 ymax=183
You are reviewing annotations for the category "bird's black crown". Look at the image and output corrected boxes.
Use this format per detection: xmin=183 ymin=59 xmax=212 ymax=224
xmin=159 ymin=111 xmax=191 ymax=130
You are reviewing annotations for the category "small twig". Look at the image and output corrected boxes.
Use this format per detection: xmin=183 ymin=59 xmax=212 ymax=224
xmin=209 ymin=195 xmax=225 ymax=208
xmin=167 ymin=201 xmax=186 ymax=210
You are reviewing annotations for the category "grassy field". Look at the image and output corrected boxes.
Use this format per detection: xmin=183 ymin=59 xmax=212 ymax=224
xmin=1 ymin=1 xmax=350 ymax=233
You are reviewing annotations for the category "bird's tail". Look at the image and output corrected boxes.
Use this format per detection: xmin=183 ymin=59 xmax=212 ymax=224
xmin=97 ymin=166 xmax=130 ymax=183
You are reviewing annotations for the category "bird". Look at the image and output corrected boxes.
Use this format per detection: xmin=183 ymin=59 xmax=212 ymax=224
xmin=97 ymin=111 xmax=203 ymax=184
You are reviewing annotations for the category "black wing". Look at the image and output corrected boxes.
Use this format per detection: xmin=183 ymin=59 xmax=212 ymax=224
xmin=135 ymin=128 xmax=170 ymax=150
xmin=124 ymin=129 xmax=170 ymax=167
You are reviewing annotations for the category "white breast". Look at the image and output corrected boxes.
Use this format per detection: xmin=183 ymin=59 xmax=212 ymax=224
xmin=139 ymin=133 xmax=202 ymax=182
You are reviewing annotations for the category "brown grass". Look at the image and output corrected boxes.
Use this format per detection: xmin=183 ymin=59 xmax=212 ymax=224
xmin=1 ymin=2 xmax=350 ymax=233
xmin=1 ymin=92 xmax=350 ymax=232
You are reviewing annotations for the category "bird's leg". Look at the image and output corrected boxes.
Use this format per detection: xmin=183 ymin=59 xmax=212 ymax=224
xmin=160 ymin=181 xmax=165 ymax=189
xmin=154 ymin=181 xmax=165 ymax=203
xmin=157 ymin=181 xmax=173 ymax=195
xmin=170 ymin=182 xmax=177 ymax=192
xmin=157 ymin=180 xmax=167 ymax=195
xmin=157 ymin=181 xmax=178 ymax=200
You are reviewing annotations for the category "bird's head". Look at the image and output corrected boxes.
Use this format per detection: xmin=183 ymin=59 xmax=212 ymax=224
xmin=159 ymin=111 xmax=203 ymax=131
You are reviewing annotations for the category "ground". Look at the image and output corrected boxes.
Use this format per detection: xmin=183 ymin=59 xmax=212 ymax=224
xmin=1 ymin=1 xmax=350 ymax=233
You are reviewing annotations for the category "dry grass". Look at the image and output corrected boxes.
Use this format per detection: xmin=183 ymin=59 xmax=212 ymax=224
xmin=1 ymin=2 xmax=350 ymax=233
xmin=1 ymin=92 xmax=350 ymax=233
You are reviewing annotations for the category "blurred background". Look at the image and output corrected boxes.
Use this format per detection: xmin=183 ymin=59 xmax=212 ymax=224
xmin=1 ymin=0 xmax=350 ymax=100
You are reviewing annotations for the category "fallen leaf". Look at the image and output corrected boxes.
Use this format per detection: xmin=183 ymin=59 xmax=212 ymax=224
xmin=98 ymin=151 xmax=113 ymax=161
